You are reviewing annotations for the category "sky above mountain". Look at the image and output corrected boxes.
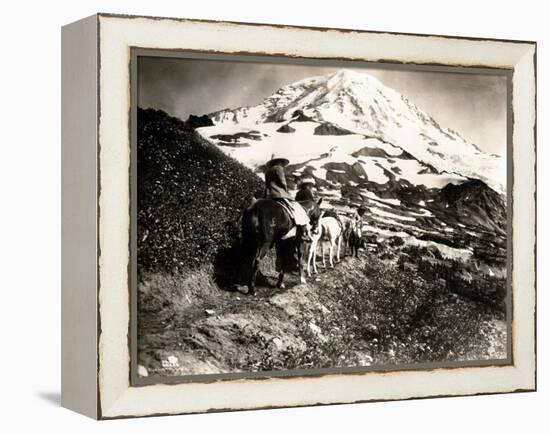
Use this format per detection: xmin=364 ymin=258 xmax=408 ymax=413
xmin=138 ymin=56 xmax=507 ymax=157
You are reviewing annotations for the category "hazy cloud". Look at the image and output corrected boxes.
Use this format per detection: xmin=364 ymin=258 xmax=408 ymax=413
xmin=138 ymin=56 xmax=507 ymax=156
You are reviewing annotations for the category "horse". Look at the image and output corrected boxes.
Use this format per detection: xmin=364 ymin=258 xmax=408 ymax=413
xmin=305 ymin=211 xmax=324 ymax=277
xmin=318 ymin=216 xmax=343 ymax=269
xmin=240 ymin=198 xmax=323 ymax=294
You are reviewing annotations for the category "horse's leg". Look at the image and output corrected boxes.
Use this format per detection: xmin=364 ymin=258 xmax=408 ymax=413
xmin=329 ymin=240 xmax=335 ymax=268
xmin=342 ymin=234 xmax=347 ymax=258
xmin=249 ymin=242 xmax=270 ymax=295
xmin=308 ymin=239 xmax=318 ymax=277
xmin=275 ymin=241 xmax=283 ymax=275
xmin=312 ymin=239 xmax=318 ymax=274
xmin=248 ymin=245 xmax=260 ymax=295
xmin=275 ymin=240 xmax=287 ymax=289
xmin=297 ymin=239 xmax=306 ymax=284
xmin=277 ymin=270 xmax=285 ymax=289
xmin=306 ymin=242 xmax=312 ymax=277
xmin=336 ymin=235 xmax=342 ymax=263
xmin=321 ymin=242 xmax=326 ymax=268
xmin=238 ymin=241 xmax=252 ymax=286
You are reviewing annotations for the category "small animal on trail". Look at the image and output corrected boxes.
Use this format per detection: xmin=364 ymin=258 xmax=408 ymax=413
xmin=240 ymin=198 xmax=323 ymax=295
xmin=318 ymin=216 xmax=343 ymax=269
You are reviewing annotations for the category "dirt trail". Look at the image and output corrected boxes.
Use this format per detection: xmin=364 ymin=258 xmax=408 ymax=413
xmin=139 ymin=255 xmax=360 ymax=375
xmin=137 ymin=252 xmax=507 ymax=378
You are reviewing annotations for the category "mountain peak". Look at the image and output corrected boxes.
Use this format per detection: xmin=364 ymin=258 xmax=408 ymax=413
xmin=203 ymin=70 xmax=505 ymax=192
xmin=328 ymin=69 xmax=379 ymax=85
xmin=324 ymin=69 xmax=386 ymax=96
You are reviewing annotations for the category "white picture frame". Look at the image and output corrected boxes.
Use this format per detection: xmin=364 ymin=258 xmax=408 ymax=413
xmin=61 ymin=13 xmax=536 ymax=419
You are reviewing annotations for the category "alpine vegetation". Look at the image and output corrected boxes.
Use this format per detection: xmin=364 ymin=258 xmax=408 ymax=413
xmin=136 ymin=67 xmax=508 ymax=379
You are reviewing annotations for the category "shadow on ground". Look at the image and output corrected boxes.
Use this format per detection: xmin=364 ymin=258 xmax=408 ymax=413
xmin=37 ymin=391 xmax=61 ymax=407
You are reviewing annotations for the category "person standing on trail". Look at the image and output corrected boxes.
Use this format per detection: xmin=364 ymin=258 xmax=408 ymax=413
xmin=264 ymin=154 xmax=311 ymax=240
xmin=295 ymin=176 xmax=316 ymax=202
xmin=353 ymin=205 xmax=367 ymax=236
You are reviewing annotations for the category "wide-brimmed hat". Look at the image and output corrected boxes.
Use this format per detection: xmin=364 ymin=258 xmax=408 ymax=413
xmin=266 ymin=154 xmax=290 ymax=168
xmin=297 ymin=176 xmax=316 ymax=187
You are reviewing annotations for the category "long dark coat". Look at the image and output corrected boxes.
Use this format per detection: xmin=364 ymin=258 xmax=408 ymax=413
xmin=265 ymin=164 xmax=292 ymax=200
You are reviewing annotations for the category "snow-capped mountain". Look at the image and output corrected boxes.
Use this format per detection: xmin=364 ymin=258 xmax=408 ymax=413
xmin=198 ymin=69 xmax=504 ymax=195
xmin=139 ymin=107 xmax=507 ymax=277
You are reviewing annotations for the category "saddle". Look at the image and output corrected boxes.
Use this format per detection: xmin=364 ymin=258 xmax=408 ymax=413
xmin=269 ymin=198 xmax=310 ymax=241
xmin=274 ymin=198 xmax=296 ymax=221
xmin=267 ymin=199 xmax=296 ymax=240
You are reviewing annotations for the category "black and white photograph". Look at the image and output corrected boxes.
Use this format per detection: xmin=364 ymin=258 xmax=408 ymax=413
xmin=134 ymin=54 xmax=510 ymax=380
xmin=1 ymin=0 xmax=545 ymax=428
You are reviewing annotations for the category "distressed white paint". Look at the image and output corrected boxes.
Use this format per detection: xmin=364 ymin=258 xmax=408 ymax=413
xmin=95 ymin=14 xmax=536 ymax=418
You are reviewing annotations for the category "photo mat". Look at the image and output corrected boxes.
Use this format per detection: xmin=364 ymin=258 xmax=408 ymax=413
xmin=130 ymin=49 xmax=513 ymax=386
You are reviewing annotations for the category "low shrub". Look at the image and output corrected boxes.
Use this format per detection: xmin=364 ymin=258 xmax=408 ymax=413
xmin=137 ymin=108 xmax=264 ymax=273
xmin=388 ymin=236 xmax=405 ymax=247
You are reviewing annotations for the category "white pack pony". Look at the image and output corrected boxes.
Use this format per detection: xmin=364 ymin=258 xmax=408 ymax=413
xmin=306 ymin=213 xmax=344 ymax=277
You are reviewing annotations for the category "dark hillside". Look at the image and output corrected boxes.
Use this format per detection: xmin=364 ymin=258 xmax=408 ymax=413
xmin=137 ymin=108 xmax=263 ymax=273
xmin=439 ymin=179 xmax=507 ymax=234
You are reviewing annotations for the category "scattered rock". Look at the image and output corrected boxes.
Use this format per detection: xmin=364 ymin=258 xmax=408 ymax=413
xmin=205 ymin=309 xmax=215 ymax=315
xmin=308 ymin=322 xmax=327 ymax=342
xmin=276 ymin=124 xmax=296 ymax=133
xmin=137 ymin=364 xmax=149 ymax=377
xmin=363 ymin=324 xmax=379 ymax=339
xmin=314 ymin=122 xmax=353 ymax=136
xmin=309 ymin=322 xmax=322 ymax=334
xmin=271 ymin=337 xmax=284 ymax=350
xmin=161 ymin=355 xmax=180 ymax=368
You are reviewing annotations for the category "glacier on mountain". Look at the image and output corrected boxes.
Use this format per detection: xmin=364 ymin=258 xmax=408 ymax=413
xmin=199 ymin=69 xmax=505 ymax=194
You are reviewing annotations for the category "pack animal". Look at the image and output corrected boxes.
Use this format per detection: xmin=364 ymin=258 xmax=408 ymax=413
xmin=318 ymin=216 xmax=343 ymax=269
xmin=305 ymin=211 xmax=324 ymax=277
xmin=240 ymin=198 xmax=323 ymax=294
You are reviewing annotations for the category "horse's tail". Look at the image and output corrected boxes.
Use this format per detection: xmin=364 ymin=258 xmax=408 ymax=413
xmin=241 ymin=204 xmax=264 ymax=249
xmin=236 ymin=206 xmax=259 ymax=286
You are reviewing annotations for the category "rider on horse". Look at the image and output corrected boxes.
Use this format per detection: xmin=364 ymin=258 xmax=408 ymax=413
xmin=295 ymin=176 xmax=316 ymax=202
xmin=264 ymin=155 xmax=311 ymax=241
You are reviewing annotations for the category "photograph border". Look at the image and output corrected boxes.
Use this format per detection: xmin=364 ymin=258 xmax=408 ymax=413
xmin=129 ymin=48 xmax=515 ymax=387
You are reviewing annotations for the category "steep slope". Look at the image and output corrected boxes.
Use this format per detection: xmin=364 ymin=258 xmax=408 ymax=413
xmin=439 ymin=179 xmax=507 ymax=235
xmin=199 ymin=115 xmax=467 ymax=197
xmin=137 ymin=108 xmax=263 ymax=273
